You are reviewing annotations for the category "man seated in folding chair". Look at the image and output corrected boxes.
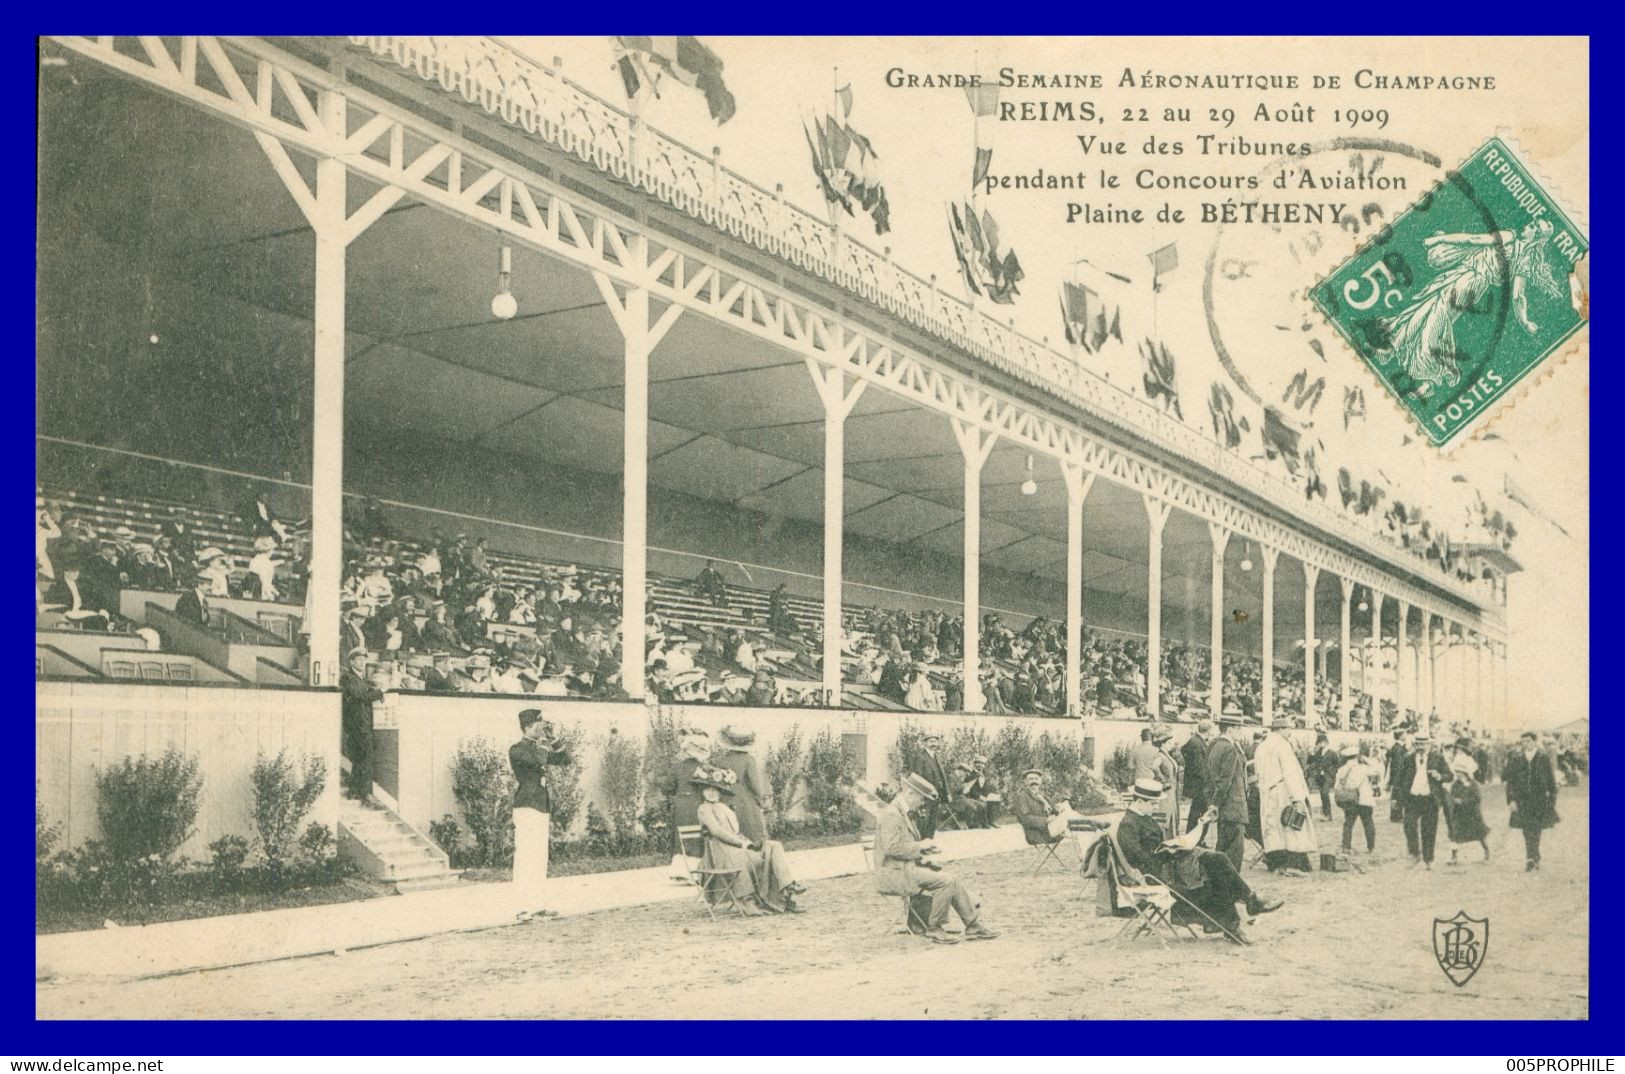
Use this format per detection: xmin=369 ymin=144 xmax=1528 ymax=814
xmin=1117 ymin=778 xmax=1283 ymax=942
xmin=1010 ymin=768 xmax=1102 ymax=874
xmin=873 ymin=774 xmax=1001 ymax=945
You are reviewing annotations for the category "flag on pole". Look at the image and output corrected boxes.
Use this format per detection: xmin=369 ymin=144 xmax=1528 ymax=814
xmin=1139 ymin=339 xmax=1182 ymax=417
xmin=1149 ymin=243 xmax=1179 ymax=291
xmin=1260 ymin=406 xmax=1302 ymax=473
xmin=836 ymin=83 xmax=853 ymax=118
xmin=948 ymin=201 xmax=1022 ymax=303
xmin=614 ymin=36 xmax=736 ymax=123
xmin=964 ymin=83 xmax=1000 ymax=116
xmin=804 ymin=111 xmax=891 ymax=235
xmin=1208 ymin=381 xmax=1248 ymax=449
xmin=972 ymin=146 xmax=993 ymax=190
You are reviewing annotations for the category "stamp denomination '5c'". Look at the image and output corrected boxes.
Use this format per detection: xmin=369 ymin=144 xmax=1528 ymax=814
xmin=1312 ymin=136 xmax=1588 ymax=448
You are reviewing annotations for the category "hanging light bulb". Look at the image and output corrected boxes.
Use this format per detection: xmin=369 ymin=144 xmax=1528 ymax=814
xmin=1240 ymin=540 xmax=1253 ymax=572
xmin=490 ymin=242 xmax=517 ymax=320
xmin=1020 ymin=454 xmax=1037 ymax=496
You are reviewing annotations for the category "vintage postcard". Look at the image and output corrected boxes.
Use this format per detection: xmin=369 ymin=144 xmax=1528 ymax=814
xmin=34 ymin=35 xmax=1587 ymax=1024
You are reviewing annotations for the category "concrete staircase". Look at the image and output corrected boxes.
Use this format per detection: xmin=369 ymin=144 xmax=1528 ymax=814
xmin=337 ymin=797 xmax=464 ymax=894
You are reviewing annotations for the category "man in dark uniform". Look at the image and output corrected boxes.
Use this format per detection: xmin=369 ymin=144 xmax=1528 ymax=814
xmin=421 ymin=652 xmax=459 ymax=694
xmin=339 ymin=647 xmax=382 ymax=800
xmin=1116 ymin=778 xmax=1281 ymax=939
xmin=1181 ymin=720 xmax=1212 ymax=832
xmin=916 ymin=732 xmax=954 ymax=838
xmin=509 ymin=709 xmax=570 ymax=922
xmin=1206 ymin=710 xmax=1250 ymax=871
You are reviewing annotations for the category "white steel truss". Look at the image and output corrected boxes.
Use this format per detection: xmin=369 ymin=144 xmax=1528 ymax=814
xmin=48 ymin=34 xmax=1505 ymax=647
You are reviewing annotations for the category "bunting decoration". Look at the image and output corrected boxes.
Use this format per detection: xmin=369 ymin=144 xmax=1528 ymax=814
xmin=1337 ymin=467 xmax=1358 ymax=509
xmin=1059 ymin=281 xmax=1124 ymax=353
xmin=805 ymin=112 xmax=892 ymax=235
xmin=948 ymin=201 xmax=1023 ymax=303
xmin=1260 ymin=405 xmax=1302 ymax=473
xmin=1209 ymin=381 xmax=1249 ymax=449
xmin=613 ymin=37 xmax=736 ymax=124
xmin=1139 ymin=339 xmax=1182 ymax=418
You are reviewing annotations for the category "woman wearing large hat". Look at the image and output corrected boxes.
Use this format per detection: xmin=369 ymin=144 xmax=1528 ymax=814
xmin=1444 ymin=736 xmax=1490 ymax=865
xmin=713 ymin=725 xmax=771 ymax=843
xmin=692 ymin=766 xmax=806 ymax=915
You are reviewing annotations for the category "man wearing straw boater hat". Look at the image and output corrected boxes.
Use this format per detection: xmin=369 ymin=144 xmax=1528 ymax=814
xmin=1117 ymin=778 xmax=1281 ymax=941
xmin=873 ymin=773 xmax=999 ymax=944
xmin=510 ymin=708 xmax=570 ymax=923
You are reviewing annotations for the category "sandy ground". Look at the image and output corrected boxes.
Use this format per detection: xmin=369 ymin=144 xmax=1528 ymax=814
xmin=37 ymin=787 xmax=1586 ymax=1020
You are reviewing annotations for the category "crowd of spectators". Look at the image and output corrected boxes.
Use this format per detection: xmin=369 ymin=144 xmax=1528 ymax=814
xmin=35 ymin=488 xmax=309 ymax=636
xmin=32 ymin=486 xmax=1442 ymax=730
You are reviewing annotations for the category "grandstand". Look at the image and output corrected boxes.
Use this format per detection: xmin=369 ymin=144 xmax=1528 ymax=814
xmin=35 ymin=36 xmax=1517 ymax=877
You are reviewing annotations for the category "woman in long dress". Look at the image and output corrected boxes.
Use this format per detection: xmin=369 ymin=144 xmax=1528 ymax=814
xmin=693 ymin=768 xmax=806 ymax=915
xmin=1445 ymin=737 xmax=1490 ymax=865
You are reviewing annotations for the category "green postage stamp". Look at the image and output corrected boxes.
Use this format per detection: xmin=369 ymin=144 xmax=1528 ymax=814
xmin=1312 ymin=136 xmax=1588 ymax=447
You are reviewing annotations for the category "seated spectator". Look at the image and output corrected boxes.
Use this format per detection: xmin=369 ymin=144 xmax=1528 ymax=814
xmin=172 ymin=573 xmax=213 ymax=629
xmin=745 ymin=666 xmax=776 ymax=706
xmin=1009 ymin=768 xmax=1090 ymax=840
xmin=419 ymin=600 xmax=463 ymax=652
xmin=159 ymin=511 xmax=197 ymax=568
xmin=195 ymin=548 xmax=232 ymax=597
xmin=731 ymin=632 xmax=758 ymax=674
xmin=491 ymin=656 xmax=537 ymax=695
xmin=364 ymin=609 xmax=407 ymax=653
xmin=422 ymin=651 xmax=459 ymax=693
xmin=42 ymin=565 xmax=111 ymax=629
xmin=1116 ymin=779 xmax=1282 ymax=939
xmin=692 ymin=767 xmax=805 ymax=915
xmin=696 ymin=559 xmax=729 ymax=609
xmin=134 ymin=535 xmax=179 ymax=591
xmin=873 ymin=774 xmax=998 ymax=944
xmin=903 ymin=665 xmax=943 ymax=712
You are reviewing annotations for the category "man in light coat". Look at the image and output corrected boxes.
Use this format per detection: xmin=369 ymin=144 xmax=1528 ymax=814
xmin=873 ymin=774 xmax=999 ymax=945
xmin=1253 ymin=717 xmax=1319 ymax=872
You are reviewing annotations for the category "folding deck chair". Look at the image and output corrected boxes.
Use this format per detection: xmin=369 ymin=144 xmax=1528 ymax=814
xmin=1091 ymin=831 xmax=1250 ymax=947
xmin=676 ymin=824 xmax=747 ymax=922
xmin=1024 ymin=823 xmax=1070 ymax=876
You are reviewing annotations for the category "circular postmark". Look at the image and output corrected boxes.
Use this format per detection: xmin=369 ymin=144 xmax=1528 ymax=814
xmin=1202 ymin=137 xmax=1511 ymax=450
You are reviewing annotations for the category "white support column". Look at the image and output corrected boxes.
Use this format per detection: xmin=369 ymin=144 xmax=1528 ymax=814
xmin=1209 ymin=524 xmax=1230 ymax=718
xmin=1423 ymin=613 xmax=1436 ymax=720
xmin=1456 ymin=623 xmax=1470 ymax=723
xmin=251 ymin=84 xmax=351 ymax=686
xmin=952 ymin=419 xmax=997 ymax=712
xmin=1500 ymin=640 xmax=1511 ymax=728
xmin=306 ymin=160 xmax=345 ymax=686
xmin=1303 ymin=563 xmax=1320 ymax=722
xmin=594 ymin=246 xmax=684 ymax=701
xmin=1475 ymin=631 xmax=1487 ymax=723
xmin=1261 ymin=546 xmax=1280 ymax=726
xmin=1143 ymin=496 xmax=1173 ymax=718
xmin=1370 ymin=591 xmax=1385 ymax=731
xmin=1338 ymin=577 xmax=1353 ymax=720
xmin=1396 ymin=601 xmax=1411 ymax=724
xmin=1060 ymin=463 xmax=1096 ymax=718
xmin=805 ymin=359 xmax=867 ymax=706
